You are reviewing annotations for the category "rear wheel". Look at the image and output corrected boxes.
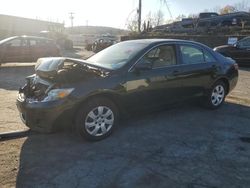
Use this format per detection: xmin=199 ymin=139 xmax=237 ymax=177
xmin=204 ymin=81 xmax=226 ymax=109
xmin=75 ymin=97 xmax=118 ymax=141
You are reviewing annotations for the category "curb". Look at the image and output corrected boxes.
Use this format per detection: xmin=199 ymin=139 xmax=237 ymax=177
xmin=0 ymin=63 xmax=36 ymax=68
xmin=0 ymin=129 xmax=35 ymax=141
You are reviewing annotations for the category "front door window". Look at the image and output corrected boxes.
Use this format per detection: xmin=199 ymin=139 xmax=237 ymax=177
xmin=138 ymin=44 xmax=177 ymax=69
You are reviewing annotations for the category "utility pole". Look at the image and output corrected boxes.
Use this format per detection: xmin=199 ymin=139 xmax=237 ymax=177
xmin=138 ymin=0 xmax=142 ymax=33
xmin=69 ymin=12 xmax=74 ymax=28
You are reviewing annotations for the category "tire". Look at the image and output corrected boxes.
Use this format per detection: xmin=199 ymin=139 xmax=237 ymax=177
xmin=75 ymin=97 xmax=119 ymax=141
xmin=204 ymin=81 xmax=227 ymax=109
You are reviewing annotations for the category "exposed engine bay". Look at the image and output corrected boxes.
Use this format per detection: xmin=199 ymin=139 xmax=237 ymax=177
xmin=18 ymin=57 xmax=108 ymax=102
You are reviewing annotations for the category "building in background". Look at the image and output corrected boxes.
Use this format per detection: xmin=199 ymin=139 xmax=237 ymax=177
xmin=0 ymin=14 xmax=64 ymax=39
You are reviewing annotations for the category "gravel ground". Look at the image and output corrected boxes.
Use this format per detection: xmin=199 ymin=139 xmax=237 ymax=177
xmin=0 ymin=60 xmax=250 ymax=187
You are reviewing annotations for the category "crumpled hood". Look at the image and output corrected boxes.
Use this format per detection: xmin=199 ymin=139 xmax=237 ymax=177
xmin=35 ymin=57 xmax=66 ymax=78
xmin=34 ymin=57 xmax=108 ymax=82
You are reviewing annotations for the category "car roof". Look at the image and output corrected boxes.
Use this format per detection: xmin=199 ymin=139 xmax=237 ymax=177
xmin=20 ymin=35 xmax=53 ymax=40
xmin=122 ymin=38 xmax=207 ymax=47
xmin=0 ymin=35 xmax=53 ymax=43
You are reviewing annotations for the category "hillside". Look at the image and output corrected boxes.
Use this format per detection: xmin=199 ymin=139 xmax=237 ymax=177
xmin=66 ymin=26 xmax=128 ymax=36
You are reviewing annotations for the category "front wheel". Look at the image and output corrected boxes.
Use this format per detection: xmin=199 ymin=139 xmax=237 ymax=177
xmin=75 ymin=97 xmax=118 ymax=141
xmin=204 ymin=81 xmax=226 ymax=109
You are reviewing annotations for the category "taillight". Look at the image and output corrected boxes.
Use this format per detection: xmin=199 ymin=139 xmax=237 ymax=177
xmin=233 ymin=63 xmax=239 ymax=70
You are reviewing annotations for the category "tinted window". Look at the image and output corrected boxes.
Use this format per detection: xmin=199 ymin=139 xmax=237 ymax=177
xmin=204 ymin=50 xmax=216 ymax=62
xmin=180 ymin=45 xmax=205 ymax=64
xmin=238 ymin=37 xmax=250 ymax=48
xmin=37 ymin=39 xmax=47 ymax=46
xmin=45 ymin=40 xmax=54 ymax=45
xmin=29 ymin=39 xmax=37 ymax=46
xmin=22 ymin=39 xmax=28 ymax=47
xmin=7 ymin=39 xmax=22 ymax=47
xmin=141 ymin=45 xmax=177 ymax=68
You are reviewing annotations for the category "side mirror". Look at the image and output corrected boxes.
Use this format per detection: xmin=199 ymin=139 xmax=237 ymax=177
xmin=134 ymin=59 xmax=152 ymax=71
xmin=235 ymin=42 xmax=244 ymax=49
xmin=234 ymin=42 xmax=239 ymax=48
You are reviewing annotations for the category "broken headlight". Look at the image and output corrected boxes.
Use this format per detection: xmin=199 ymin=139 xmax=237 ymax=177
xmin=42 ymin=88 xmax=74 ymax=102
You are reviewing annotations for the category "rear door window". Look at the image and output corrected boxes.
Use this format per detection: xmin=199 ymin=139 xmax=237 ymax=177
xmin=180 ymin=45 xmax=205 ymax=64
xmin=239 ymin=37 xmax=250 ymax=48
xmin=204 ymin=50 xmax=216 ymax=62
xmin=29 ymin=39 xmax=38 ymax=46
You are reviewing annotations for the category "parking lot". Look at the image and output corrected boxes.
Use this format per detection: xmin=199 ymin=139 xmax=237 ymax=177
xmin=0 ymin=61 xmax=250 ymax=187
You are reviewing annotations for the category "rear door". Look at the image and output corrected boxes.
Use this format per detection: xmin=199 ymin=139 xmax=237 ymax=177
xmin=29 ymin=38 xmax=48 ymax=61
xmin=20 ymin=38 xmax=31 ymax=61
xmin=177 ymin=44 xmax=218 ymax=97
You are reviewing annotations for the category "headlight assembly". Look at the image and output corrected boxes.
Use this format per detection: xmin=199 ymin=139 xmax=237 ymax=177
xmin=42 ymin=88 xmax=74 ymax=102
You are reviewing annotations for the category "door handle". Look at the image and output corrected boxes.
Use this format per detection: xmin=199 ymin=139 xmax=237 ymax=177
xmin=172 ymin=70 xmax=180 ymax=76
xmin=172 ymin=70 xmax=179 ymax=76
xmin=211 ymin=65 xmax=217 ymax=69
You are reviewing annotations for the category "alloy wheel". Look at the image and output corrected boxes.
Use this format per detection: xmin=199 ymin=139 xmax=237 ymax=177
xmin=211 ymin=85 xmax=225 ymax=106
xmin=85 ymin=106 xmax=114 ymax=137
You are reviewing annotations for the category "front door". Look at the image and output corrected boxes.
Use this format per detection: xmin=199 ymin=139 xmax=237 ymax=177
xmin=123 ymin=44 xmax=183 ymax=111
xmin=3 ymin=38 xmax=22 ymax=62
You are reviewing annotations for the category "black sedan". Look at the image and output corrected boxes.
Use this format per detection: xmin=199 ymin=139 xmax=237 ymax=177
xmin=16 ymin=39 xmax=238 ymax=141
xmin=214 ymin=36 xmax=250 ymax=66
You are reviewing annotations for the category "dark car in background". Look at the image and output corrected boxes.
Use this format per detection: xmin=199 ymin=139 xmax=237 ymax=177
xmin=197 ymin=11 xmax=250 ymax=27
xmin=91 ymin=37 xmax=116 ymax=53
xmin=214 ymin=36 xmax=250 ymax=66
xmin=0 ymin=36 xmax=61 ymax=64
xmin=153 ymin=11 xmax=250 ymax=33
xmin=16 ymin=39 xmax=238 ymax=141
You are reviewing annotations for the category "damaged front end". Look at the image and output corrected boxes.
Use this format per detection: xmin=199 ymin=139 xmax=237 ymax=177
xmin=18 ymin=74 xmax=55 ymax=103
xmin=18 ymin=57 xmax=106 ymax=103
xmin=16 ymin=57 xmax=106 ymax=132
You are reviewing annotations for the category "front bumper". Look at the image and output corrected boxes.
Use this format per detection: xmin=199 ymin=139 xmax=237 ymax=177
xmin=16 ymin=97 xmax=75 ymax=133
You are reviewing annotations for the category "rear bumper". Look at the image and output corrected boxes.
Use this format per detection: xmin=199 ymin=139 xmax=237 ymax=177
xmin=227 ymin=67 xmax=238 ymax=93
xmin=229 ymin=75 xmax=238 ymax=93
xmin=16 ymin=98 xmax=75 ymax=133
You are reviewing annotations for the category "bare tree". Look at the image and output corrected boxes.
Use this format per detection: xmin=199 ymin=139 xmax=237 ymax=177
xmin=213 ymin=6 xmax=221 ymax=13
xmin=131 ymin=0 xmax=173 ymax=32
xmin=126 ymin=14 xmax=139 ymax=32
xmin=159 ymin=0 xmax=173 ymax=19
xmin=154 ymin=10 xmax=164 ymax=26
xmin=144 ymin=10 xmax=164 ymax=28
xmin=175 ymin=14 xmax=186 ymax=21
xmin=188 ymin=14 xmax=198 ymax=19
xmin=220 ymin=5 xmax=236 ymax=14
xmin=234 ymin=0 xmax=249 ymax=11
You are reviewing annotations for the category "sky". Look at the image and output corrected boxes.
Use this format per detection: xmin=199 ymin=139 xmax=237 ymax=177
xmin=0 ymin=0 xmax=247 ymax=29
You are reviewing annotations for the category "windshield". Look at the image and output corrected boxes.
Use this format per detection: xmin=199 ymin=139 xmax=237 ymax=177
xmin=86 ymin=41 xmax=148 ymax=70
xmin=0 ymin=36 xmax=17 ymax=45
